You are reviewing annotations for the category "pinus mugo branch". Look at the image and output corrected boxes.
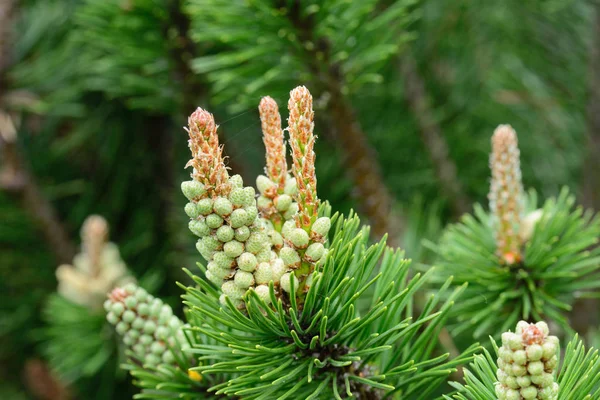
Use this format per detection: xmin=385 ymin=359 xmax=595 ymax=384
xmin=105 ymin=86 xmax=476 ymax=399
xmin=430 ymin=125 xmax=600 ymax=338
xmin=446 ymin=320 xmax=600 ymax=400
xmin=42 ymin=216 xmax=134 ymax=384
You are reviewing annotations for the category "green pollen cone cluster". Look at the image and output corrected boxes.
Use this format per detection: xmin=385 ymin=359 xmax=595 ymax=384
xmin=182 ymin=88 xmax=334 ymax=306
xmin=104 ymin=284 xmax=189 ymax=367
xmin=496 ymin=321 xmax=559 ymax=400
xmin=256 ymin=173 xmax=298 ymax=240
xmin=183 ymin=175 xmax=282 ymax=307
xmin=278 ymin=215 xmax=330 ymax=293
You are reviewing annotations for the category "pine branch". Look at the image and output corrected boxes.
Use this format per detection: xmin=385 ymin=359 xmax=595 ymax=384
xmin=583 ymin=4 xmax=600 ymax=211
xmin=399 ymin=52 xmax=471 ymax=217
xmin=0 ymin=129 xmax=76 ymax=264
xmin=0 ymin=0 xmax=75 ymax=265
xmin=281 ymin=0 xmax=400 ymax=240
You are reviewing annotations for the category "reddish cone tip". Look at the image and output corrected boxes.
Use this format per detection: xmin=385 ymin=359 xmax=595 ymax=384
xmin=109 ymin=287 xmax=127 ymax=302
xmin=522 ymin=324 xmax=544 ymax=345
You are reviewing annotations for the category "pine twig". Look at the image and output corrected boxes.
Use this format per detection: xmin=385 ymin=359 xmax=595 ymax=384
xmin=399 ymin=53 xmax=471 ymax=217
xmin=325 ymin=78 xmax=398 ymax=240
xmin=574 ymin=4 xmax=600 ymax=336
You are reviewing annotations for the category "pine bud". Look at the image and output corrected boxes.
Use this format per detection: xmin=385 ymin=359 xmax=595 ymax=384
xmin=205 ymin=270 xmax=223 ymax=286
xmin=196 ymin=198 xmax=214 ymax=216
xmin=274 ymin=194 xmax=292 ymax=212
xmin=281 ymin=220 xmax=296 ymax=239
xmin=213 ymin=197 xmax=233 ymax=217
xmin=254 ymin=285 xmax=271 ymax=304
xmin=181 ymin=180 xmax=206 ymax=201
xmin=235 ymin=226 xmax=250 ymax=242
xmin=230 ymin=209 xmax=248 ymax=229
xmin=196 ymin=240 xmax=215 ymax=260
xmin=254 ymin=262 xmax=273 ymax=284
xmin=311 ymin=217 xmax=331 ymax=240
xmin=305 ymin=242 xmax=325 ymax=262
xmin=106 ymin=286 xmax=188 ymax=368
xmin=245 ymin=206 xmax=259 ymax=225
xmin=257 ymin=175 xmax=277 ymax=196
xmin=270 ymin=258 xmax=287 ymax=282
xmin=259 ymin=96 xmax=287 ymax=194
xmin=283 ymin=202 xmax=299 ymax=221
xmin=207 ymin=262 xmax=233 ymax=279
xmin=189 ymin=219 xmax=210 ymax=237
xmin=205 ymin=213 xmax=224 ymax=229
xmin=216 ymin=225 xmax=235 ymax=242
xmin=519 ymin=209 xmax=543 ymax=244
xmin=58 ymin=216 xmax=132 ymax=309
xmin=201 ymin=236 xmax=221 ymax=252
xmin=268 ymin=230 xmax=284 ymax=249
xmin=185 ymin=108 xmax=230 ymax=196
xmin=280 ymin=246 xmax=301 ymax=267
xmin=221 ymin=281 xmax=246 ymax=300
xmin=246 ymin=232 xmax=267 ymax=254
xmin=520 ymin=387 xmax=538 ymax=399
xmin=237 ymin=252 xmax=258 ymax=272
xmin=288 ymin=228 xmax=309 ymax=248
xmin=229 ymin=188 xmax=246 ymax=207
xmin=288 ymin=86 xmax=319 ymax=230
xmin=284 ymin=177 xmax=297 ymax=196
xmin=234 ymin=270 xmax=254 ymax=288
xmin=184 ymin=202 xmax=200 ymax=219
xmin=280 ymin=272 xmax=298 ymax=293
xmin=255 ymin=248 xmax=273 ymax=263
xmin=242 ymin=187 xmax=256 ymax=207
xmin=213 ymin=251 xmax=234 ymax=269
xmin=229 ymin=174 xmax=243 ymax=189
xmin=224 ymin=240 xmax=244 ymax=258
xmin=257 ymin=195 xmax=273 ymax=210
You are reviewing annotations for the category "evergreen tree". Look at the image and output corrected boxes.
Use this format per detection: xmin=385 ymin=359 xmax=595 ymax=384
xmin=2 ymin=1 xmax=600 ymax=399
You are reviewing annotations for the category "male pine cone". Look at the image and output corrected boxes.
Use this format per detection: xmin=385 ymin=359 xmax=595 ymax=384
xmin=105 ymin=284 xmax=189 ymax=367
xmin=496 ymin=321 xmax=559 ymax=400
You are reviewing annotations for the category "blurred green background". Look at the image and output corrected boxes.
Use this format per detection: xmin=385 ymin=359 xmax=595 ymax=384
xmin=1 ymin=0 xmax=599 ymax=398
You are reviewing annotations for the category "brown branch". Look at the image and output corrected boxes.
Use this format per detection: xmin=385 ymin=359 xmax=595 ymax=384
xmin=0 ymin=125 xmax=77 ymax=264
xmin=0 ymin=0 xmax=76 ymax=265
xmin=399 ymin=53 xmax=471 ymax=217
xmin=573 ymin=4 xmax=600 ymax=337
xmin=324 ymin=79 xmax=400 ymax=240
xmin=24 ymin=359 xmax=71 ymax=400
xmin=282 ymin=0 xmax=401 ymax=241
xmin=583 ymin=5 xmax=600 ymax=211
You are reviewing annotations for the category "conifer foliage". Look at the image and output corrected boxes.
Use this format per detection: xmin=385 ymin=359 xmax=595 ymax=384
xmin=431 ymin=125 xmax=600 ymax=338
xmin=448 ymin=321 xmax=600 ymax=400
xmin=42 ymin=216 xmax=133 ymax=387
xmin=106 ymin=86 xmax=476 ymax=399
